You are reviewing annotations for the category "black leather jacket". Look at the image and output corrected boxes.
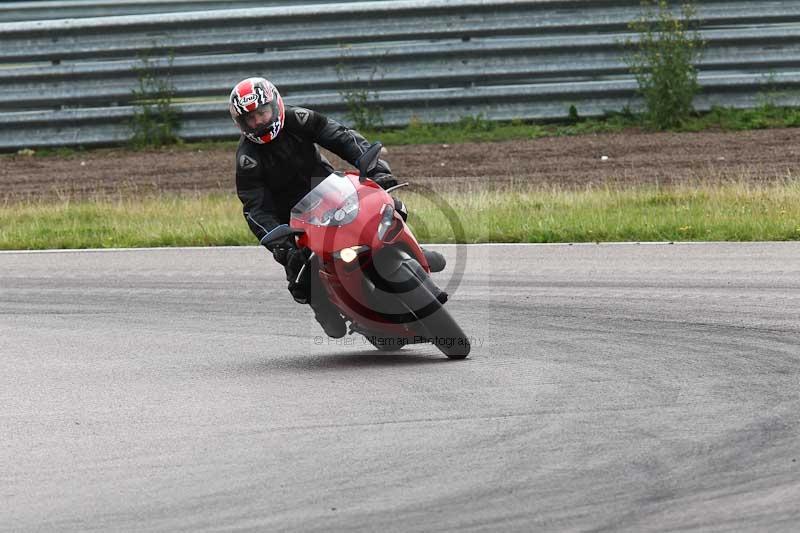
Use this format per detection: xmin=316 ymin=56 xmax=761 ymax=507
xmin=235 ymin=105 xmax=393 ymax=246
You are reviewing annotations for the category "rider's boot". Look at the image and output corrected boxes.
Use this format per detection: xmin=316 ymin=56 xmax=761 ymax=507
xmin=391 ymin=196 xmax=446 ymax=274
xmin=309 ymin=276 xmax=347 ymax=339
xmin=312 ymin=303 xmax=347 ymax=338
xmin=421 ymin=250 xmax=447 ymax=302
xmin=421 ymin=248 xmax=446 ymax=273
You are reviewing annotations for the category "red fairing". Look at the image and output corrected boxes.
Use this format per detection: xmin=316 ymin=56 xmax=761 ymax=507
xmin=291 ymin=173 xmax=429 ymax=335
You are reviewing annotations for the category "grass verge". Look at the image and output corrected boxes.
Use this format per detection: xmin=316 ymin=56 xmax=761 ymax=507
xmin=365 ymin=106 xmax=800 ymax=145
xmin=404 ymin=181 xmax=800 ymax=243
xmin=2 ymin=182 xmax=799 ymax=250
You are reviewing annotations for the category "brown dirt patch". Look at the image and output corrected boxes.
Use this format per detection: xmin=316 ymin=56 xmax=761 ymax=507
xmin=2 ymin=128 xmax=798 ymax=202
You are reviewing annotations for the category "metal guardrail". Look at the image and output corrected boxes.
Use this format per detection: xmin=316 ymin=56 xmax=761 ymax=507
xmin=3 ymin=72 xmax=799 ymax=147
xmin=1 ymin=0 xmax=799 ymax=150
xmin=0 ymin=0 xmax=796 ymax=23
xmin=0 ymin=0 xmax=389 ymax=22
xmin=0 ymin=0 xmax=384 ymax=23
xmin=4 ymin=27 xmax=800 ymax=111
xmin=4 ymin=1 xmax=800 ymax=64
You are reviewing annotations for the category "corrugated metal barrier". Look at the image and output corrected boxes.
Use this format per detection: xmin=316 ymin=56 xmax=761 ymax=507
xmin=1 ymin=0 xmax=799 ymax=150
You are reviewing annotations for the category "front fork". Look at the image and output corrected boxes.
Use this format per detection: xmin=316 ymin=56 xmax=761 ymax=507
xmin=363 ymin=246 xmax=447 ymax=317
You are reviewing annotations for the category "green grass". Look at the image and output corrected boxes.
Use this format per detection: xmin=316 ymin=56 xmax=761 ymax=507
xmin=680 ymin=104 xmax=800 ymax=131
xmin=0 ymin=194 xmax=252 ymax=249
xmin=403 ymin=181 xmax=800 ymax=243
xmin=357 ymin=105 xmax=800 ymax=145
xmin=362 ymin=113 xmax=639 ymax=145
xmin=2 ymin=182 xmax=799 ymax=250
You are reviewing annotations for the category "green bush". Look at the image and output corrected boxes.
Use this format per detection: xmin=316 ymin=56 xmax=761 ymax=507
xmin=340 ymin=85 xmax=384 ymax=131
xmin=129 ymin=52 xmax=180 ymax=148
xmin=335 ymin=50 xmax=385 ymax=131
xmin=626 ymin=0 xmax=704 ymax=130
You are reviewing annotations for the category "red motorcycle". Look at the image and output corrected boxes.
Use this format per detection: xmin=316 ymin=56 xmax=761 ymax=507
xmin=262 ymin=143 xmax=470 ymax=359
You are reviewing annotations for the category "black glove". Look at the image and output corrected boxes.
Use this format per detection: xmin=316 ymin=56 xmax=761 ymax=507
xmin=262 ymin=224 xmax=295 ymax=265
xmin=371 ymin=172 xmax=398 ymax=190
xmin=268 ymin=241 xmax=293 ymax=266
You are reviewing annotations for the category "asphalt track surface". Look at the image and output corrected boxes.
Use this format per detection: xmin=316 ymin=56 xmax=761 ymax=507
xmin=1 ymin=243 xmax=799 ymax=532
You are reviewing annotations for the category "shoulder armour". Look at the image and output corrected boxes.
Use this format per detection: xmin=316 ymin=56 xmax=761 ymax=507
xmin=284 ymin=105 xmax=324 ymax=134
xmin=235 ymin=139 xmax=261 ymax=174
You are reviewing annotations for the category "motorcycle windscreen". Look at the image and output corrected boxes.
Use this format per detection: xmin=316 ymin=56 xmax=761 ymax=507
xmin=290 ymin=173 xmax=360 ymax=227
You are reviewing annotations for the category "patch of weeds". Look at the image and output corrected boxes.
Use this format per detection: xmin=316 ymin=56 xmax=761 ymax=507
xmin=336 ymin=47 xmax=385 ymax=131
xmin=129 ymin=50 xmax=180 ymax=148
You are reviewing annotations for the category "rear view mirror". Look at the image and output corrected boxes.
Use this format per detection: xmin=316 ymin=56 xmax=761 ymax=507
xmin=260 ymin=224 xmax=305 ymax=247
xmin=356 ymin=142 xmax=383 ymax=177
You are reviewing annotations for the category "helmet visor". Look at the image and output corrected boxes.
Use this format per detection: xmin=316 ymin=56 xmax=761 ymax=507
xmin=234 ymin=97 xmax=281 ymax=139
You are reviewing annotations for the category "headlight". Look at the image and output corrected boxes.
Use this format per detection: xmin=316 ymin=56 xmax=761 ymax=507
xmin=377 ymin=204 xmax=395 ymax=240
xmin=334 ymin=245 xmax=370 ymax=263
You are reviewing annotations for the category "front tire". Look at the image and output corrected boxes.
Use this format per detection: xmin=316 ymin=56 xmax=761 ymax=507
xmin=364 ymin=334 xmax=405 ymax=352
xmin=368 ymin=247 xmax=470 ymax=358
xmin=391 ymin=262 xmax=470 ymax=359
xmin=407 ymin=292 xmax=470 ymax=359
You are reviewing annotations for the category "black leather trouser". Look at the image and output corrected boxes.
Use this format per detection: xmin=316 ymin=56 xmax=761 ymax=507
xmin=289 ymin=255 xmax=345 ymax=325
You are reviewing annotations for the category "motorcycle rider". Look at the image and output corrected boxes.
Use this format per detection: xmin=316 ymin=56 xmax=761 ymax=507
xmin=229 ymin=77 xmax=445 ymax=339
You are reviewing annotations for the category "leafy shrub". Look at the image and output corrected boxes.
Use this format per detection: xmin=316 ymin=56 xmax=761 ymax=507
xmin=130 ymin=52 xmax=179 ymax=148
xmin=625 ymin=1 xmax=704 ymax=129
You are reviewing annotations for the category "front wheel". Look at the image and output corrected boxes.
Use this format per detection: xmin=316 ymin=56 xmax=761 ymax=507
xmin=368 ymin=247 xmax=471 ymax=358
xmin=407 ymin=295 xmax=470 ymax=359
xmin=389 ymin=260 xmax=470 ymax=359
xmin=364 ymin=334 xmax=406 ymax=352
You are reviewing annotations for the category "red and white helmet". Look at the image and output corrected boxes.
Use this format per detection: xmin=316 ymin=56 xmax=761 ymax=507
xmin=229 ymin=77 xmax=285 ymax=144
